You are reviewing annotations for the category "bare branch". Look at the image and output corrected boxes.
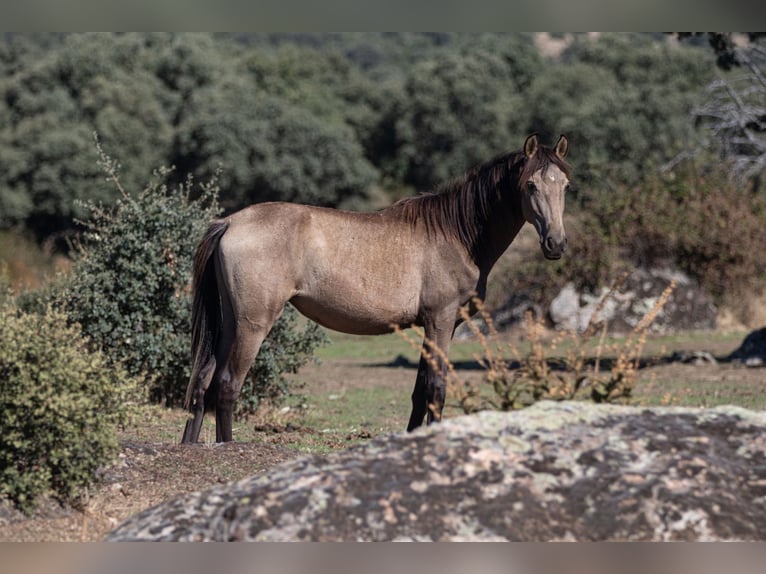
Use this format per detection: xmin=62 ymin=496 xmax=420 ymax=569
xmin=693 ymin=43 xmax=766 ymax=186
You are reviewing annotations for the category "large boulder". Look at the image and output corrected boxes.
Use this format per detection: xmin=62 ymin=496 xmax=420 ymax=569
xmin=106 ymin=402 xmax=766 ymax=541
xmin=549 ymin=267 xmax=717 ymax=333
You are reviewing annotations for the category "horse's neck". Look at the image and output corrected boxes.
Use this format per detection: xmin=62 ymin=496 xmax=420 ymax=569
xmin=481 ymin=212 xmax=525 ymax=272
xmin=473 ymin=185 xmax=526 ymax=273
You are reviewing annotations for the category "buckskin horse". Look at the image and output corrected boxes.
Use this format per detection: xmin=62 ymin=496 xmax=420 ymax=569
xmin=181 ymin=134 xmax=570 ymax=443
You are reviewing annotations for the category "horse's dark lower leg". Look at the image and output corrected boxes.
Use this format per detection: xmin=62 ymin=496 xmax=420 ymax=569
xmin=215 ymin=404 xmax=234 ymax=442
xmin=426 ymin=378 xmax=446 ymax=424
xmin=181 ymin=381 xmax=210 ymax=444
xmin=407 ymin=355 xmax=429 ymax=431
xmin=181 ymin=410 xmax=204 ymax=444
xmin=212 ymin=327 xmax=268 ymax=442
xmin=180 ymin=359 xmax=217 ymax=444
xmin=408 ymin=322 xmax=453 ymax=430
xmin=214 ymin=370 xmax=237 ymax=442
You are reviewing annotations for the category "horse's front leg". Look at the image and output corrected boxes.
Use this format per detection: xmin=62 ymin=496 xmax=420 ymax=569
xmin=406 ymin=320 xmax=454 ymax=431
xmin=407 ymin=353 xmax=429 ymax=431
xmin=425 ymin=335 xmax=451 ymax=425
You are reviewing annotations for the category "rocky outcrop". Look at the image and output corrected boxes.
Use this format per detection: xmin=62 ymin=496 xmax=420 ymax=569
xmin=548 ymin=267 xmax=717 ymax=333
xmin=106 ymin=402 xmax=766 ymax=542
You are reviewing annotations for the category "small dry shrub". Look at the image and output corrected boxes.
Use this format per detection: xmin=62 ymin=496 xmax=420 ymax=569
xmin=395 ymin=275 xmax=676 ymax=415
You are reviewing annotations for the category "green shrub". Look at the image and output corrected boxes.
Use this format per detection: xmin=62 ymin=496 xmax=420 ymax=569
xmin=60 ymin=141 xmax=326 ymax=413
xmin=0 ymin=300 xmax=138 ymax=513
xmin=61 ymin=157 xmax=220 ymax=406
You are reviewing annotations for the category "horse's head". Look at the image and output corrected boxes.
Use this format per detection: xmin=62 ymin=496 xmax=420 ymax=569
xmin=519 ymin=133 xmax=570 ymax=260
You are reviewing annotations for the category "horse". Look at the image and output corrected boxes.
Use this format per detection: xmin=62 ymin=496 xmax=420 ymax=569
xmin=181 ymin=133 xmax=570 ymax=443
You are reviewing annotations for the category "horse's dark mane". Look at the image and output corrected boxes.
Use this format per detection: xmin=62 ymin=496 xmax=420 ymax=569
xmin=387 ymin=145 xmax=569 ymax=259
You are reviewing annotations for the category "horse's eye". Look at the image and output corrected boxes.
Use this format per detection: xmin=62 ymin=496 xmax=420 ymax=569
xmin=526 ymin=181 xmax=537 ymax=193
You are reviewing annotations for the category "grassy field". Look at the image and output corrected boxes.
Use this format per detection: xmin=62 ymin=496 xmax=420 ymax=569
xmin=277 ymin=326 xmax=766 ymax=446
xmin=108 ymin=325 xmax=766 ymax=453
xmin=1 ymin=324 xmax=765 ymax=541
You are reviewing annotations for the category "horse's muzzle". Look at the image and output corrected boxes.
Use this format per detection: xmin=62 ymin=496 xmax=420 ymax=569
xmin=542 ymin=235 xmax=567 ymax=260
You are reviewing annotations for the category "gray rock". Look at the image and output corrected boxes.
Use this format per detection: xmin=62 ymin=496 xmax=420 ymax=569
xmin=106 ymin=402 xmax=766 ymax=541
xmin=549 ymin=283 xmax=623 ymax=332
xmin=549 ymin=283 xmax=581 ymax=331
xmin=492 ymin=293 xmax=544 ymax=331
xmin=548 ymin=268 xmax=717 ymax=333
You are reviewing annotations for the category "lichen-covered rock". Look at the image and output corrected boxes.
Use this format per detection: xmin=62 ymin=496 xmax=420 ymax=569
xmin=105 ymin=402 xmax=766 ymax=541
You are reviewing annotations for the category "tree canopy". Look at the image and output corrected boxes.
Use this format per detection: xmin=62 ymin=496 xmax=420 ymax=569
xmin=0 ymin=32 xmax=742 ymax=244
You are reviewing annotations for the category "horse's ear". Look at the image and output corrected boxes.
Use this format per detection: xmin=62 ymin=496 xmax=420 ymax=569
xmin=555 ymin=134 xmax=568 ymax=160
xmin=524 ymin=134 xmax=538 ymax=159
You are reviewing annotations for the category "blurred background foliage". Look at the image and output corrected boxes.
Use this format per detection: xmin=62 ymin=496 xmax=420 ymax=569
xmin=1 ymin=32 xmax=766 ymax=313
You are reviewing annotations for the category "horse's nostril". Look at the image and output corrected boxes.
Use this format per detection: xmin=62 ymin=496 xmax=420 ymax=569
xmin=545 ymin=236 xmax=555 ymax=251
xmin=544 ymin=235 xmax=566 ymax=255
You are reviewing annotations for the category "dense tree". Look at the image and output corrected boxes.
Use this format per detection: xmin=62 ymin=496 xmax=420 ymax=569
xmin=0 ymin=34 xmax=176 ymax=237
xmin=392 ymin=41 xmax=538 ymax=191
xmin=0 ymin=32 xmax=726 ymax=243
xmin=528 ymin=33 xmax=716 ymax=188
xmin=175 ymin=78 xmax=379 ymax=210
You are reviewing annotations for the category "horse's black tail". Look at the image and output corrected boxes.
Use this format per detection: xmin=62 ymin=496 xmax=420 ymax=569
xmin=184 ymin=219 xmax=230 ymax=411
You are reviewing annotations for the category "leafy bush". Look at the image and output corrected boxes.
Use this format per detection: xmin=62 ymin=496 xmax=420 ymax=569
xmin=60 ymin=147 xmax=220 ymax=406
xmin=60 ymin=141 xmax=326 ymax=413
xmin=0 ymin=299 xmax=138 ymax=513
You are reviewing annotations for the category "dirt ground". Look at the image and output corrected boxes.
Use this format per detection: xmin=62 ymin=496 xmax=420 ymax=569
xmin=1 ymin=333 xmax=765 ymax=542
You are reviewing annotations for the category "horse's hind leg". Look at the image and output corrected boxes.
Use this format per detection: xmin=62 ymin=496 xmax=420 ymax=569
xmin=214 ymin=315 xmax=280 ymax=442
xmin=181 ymin=359 xmax=216 ymax=444
xmin=182 ymin=413 xmax=203 ymax=444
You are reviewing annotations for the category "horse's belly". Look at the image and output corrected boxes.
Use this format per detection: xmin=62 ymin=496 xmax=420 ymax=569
xmin=290 ymin=291 xmax=418 ymax=336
